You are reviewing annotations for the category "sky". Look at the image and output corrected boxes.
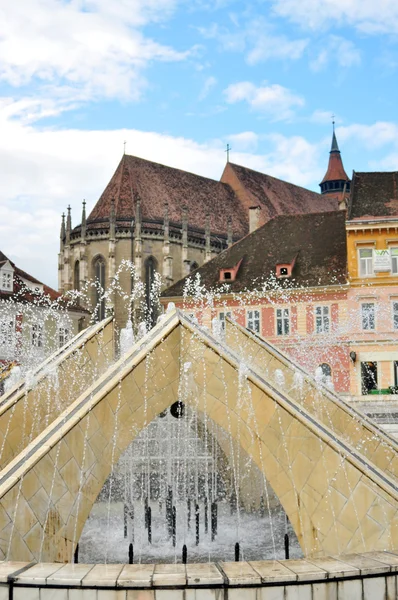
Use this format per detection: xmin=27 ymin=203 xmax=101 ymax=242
xmin=1 ymin=0 xmax=398 ymax=288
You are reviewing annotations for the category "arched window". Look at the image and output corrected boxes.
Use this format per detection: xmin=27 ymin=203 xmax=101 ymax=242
xmin=74 ymin=261 xmax=80 ymax=292
xmin=145 ymin=256 xmax=158 ymax=327
xmin=317 ymin=363 xmax=332 ymax=388
xmin=190 ymin=261 xmax=199 ymax=273
xmin=320 ymin=363 xmax=331 ymax=377
xmin=93 ymin=256 xmax=106 ymax=321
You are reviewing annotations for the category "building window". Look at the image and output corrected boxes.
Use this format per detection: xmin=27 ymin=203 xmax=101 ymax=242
xmin=391 ymin=249 xmax=398 ymax=274
xmin=93 ymin=256 xmax=106 ymax=321
xmin=0 ymin=271 xmax=12 ymax=291
xmin=276 ymin=308 xmax=289 ymax=336
xmin=315 ymin=306 xmax=330 ymax=334
xmin=393 ymin=302 xmax=398 ymax=330
xmin=31 ymin=324 xmax=43 ymax=348
xmin=219 ymin=311 xmax=232 ymax=332
xmin=247 ymin=309 xmax=260 ymax=334
xmin=358 ymin=248 xmax=373 ymax=277
xmin=361 ymin=361 xmax=377 ymax=395
xmin=319 ymin=363 xmax=331 ymax=379
xmin=361 ymin=303 xmax=375 ymax=331
xmin=145 ymin=256 xmax=158 ymax=327
xmin=0 ymin=319 xmax=14 ymax=348
xmin=58 ymin=327 xmax=69 ymax=348
xmin=190 ymin=261 xmax=199 ymax=273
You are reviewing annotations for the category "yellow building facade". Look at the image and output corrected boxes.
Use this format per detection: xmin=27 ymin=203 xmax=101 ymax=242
xmin=345 ymin=171 xmax=398 ymax=408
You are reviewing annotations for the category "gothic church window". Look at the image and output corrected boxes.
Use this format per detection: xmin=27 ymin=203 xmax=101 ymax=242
xmin=74 ymin=261 xmax=80 ymax=291
xmin=93 ymin=256 xmax=106 ymax=321
xmin=145 ymin=256 xmax=158 ymax=327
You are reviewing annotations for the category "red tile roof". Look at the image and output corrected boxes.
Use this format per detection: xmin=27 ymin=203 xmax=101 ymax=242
xmin=221 ymin=163 xmax=336 ymax=226
xmin=84 ymin=154 xmax=336 ymax=238
xmin=0 ymin=251 xmax=85 ymax=311
xmin=87 ymin=155 xmax=249 ymax=237
xmin=321 ymin=151 xmax=350 ymax=184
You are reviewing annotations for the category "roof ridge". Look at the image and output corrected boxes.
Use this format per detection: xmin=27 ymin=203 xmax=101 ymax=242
xmin=124 ymin=153 xmax=228 ymax=186
xmin=227 ymin=162 xmax=321 ymax=196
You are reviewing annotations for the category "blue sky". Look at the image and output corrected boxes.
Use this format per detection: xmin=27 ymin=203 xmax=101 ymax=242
xmin=1 ymin=0 xmax=398 ymax=287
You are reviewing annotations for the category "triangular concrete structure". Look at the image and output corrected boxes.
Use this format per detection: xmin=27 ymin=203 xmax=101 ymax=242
xmin=0 ymin=311 xmax=397 ymax=562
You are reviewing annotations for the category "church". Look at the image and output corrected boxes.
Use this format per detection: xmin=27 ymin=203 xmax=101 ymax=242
xmin=58 ymin=131 xmax=350 ymax=330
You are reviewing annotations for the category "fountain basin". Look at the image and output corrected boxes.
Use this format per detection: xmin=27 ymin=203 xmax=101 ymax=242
xmin=2 ymin=551 xmax=398 ymax=599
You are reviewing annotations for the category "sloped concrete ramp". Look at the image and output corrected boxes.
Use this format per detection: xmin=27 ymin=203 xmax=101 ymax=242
xmin=225 ymin=317 xmax=398 ymax=482
xmin=0 ymin=317 xmax=114 ymax=469
xmin=0 ymin=311 xmax=397 ymax=562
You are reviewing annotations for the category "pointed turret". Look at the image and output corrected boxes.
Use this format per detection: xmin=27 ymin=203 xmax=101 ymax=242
xmin=81 ymin=200 xmax=86 ymax=240
xmin=320 ymin=125 xmax=351 ymax=202
xmin=66 ymin=206 xmax=72 ymax=244
xmin=60 ymin=213 xmax=66 ymax=250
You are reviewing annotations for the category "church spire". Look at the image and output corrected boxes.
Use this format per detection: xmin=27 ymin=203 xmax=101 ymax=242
xmin=320 ymin=125 xmax=350 ymax=201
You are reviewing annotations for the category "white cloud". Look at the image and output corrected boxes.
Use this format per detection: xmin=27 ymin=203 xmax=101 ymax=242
xmin=0 ymin=0 xmax=191 ymax=102
xmin=227 ymin=132 xmax=259 ymax=151
xmin=198 ymin=76 xmax=217 ymax=100
xmin=310 ymin=36 xmax=361 ymax=71
xmin=198 ymin=18 xmax=308 ymax=65
xmin=310 ymin=109 xmax=339 ymax=125
xmin=0 ymin=95 xmax=325 ymax=288
xmin=338 ymin=122 xmax=398 ymax=149
xmin=224 ymin=82 xmax=305 ymax=121
xmin=271 ymin=0 xmax=398 ymax=34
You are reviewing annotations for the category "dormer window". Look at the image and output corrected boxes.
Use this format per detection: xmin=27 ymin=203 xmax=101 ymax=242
xmin=276 ymin=255 xmax=297 ymax=279
xmin=276 ymin=264 xmax=292 ymax=278
xmin=219 ymin=258 xmax=243 ymax=283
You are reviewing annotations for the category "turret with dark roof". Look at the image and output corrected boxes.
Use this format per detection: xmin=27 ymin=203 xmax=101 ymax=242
xmin=320 ymin=127 xmax=351 ymax=204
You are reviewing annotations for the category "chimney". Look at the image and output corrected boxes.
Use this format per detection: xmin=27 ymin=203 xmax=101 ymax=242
xmin=227 ymin=216 xmax=233 ymax=247
xmin=249 ymin=206 xmax=261 ymax=233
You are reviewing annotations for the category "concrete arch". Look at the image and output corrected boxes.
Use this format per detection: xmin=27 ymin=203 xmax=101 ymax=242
xmin=0 ymin=311 xmax=397 ymax=562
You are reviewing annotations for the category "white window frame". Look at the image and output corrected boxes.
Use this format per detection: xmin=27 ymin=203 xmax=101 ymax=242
xmin=361 ymin=302 xmax=376 ymax=331
xmin=31 ymin=323 xmax=43 ymax=348
xmin=0 ymin=263 xmax=14 ymax=292
xmin=0 ymin=319 xmax=14 ymax=349
xmin=315 ymin=305 xmax=330 ymax=334
xmin=393 ymin=302 xmax=398 ymax=330
xmin=358 ymin=248 xmax=373 ymax=277
xmin=391 ymin=248 xmax=398 ymax=275
xmin=276 ymin=307 xmax=290 ymax=336
xmin=219 ymin=311 xmax=232 ymax=332
xmin=246 ymin=309 xmax=260 ymax=334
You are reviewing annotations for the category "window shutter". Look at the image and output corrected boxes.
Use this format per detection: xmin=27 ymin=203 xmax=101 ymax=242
xmin=331 ymin=303 xmax=339 ymax=332
xmin=262 ymin=307 xmax=274 ymax=337
xmin=306 ymin=305 xmax=314 ymax=334
xmin=290 ymin=306 xmax=297 ymax=334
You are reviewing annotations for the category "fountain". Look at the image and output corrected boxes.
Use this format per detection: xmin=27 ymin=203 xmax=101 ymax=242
xmin=0 ymin=264 xmax=398 ymax=599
